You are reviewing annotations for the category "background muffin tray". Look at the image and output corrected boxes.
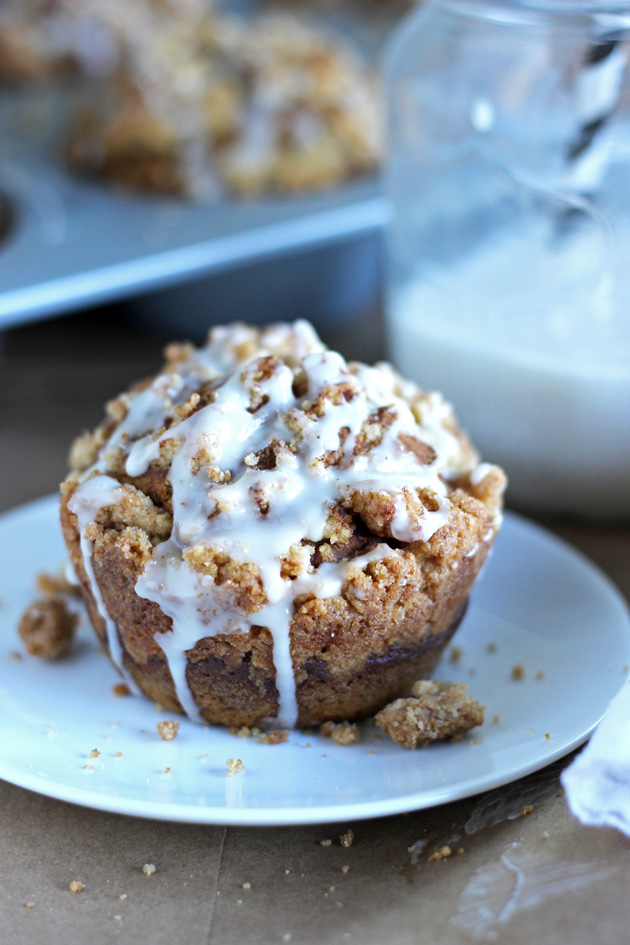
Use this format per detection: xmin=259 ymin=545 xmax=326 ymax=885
xmin=0 ymin=87 xmax=387 ymax=335
xmin=0 ymin=1 xmax=400 ymax=336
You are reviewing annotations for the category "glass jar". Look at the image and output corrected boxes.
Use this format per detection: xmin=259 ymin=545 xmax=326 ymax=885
xmin=384 ymin=0 xmax=630 ymax=517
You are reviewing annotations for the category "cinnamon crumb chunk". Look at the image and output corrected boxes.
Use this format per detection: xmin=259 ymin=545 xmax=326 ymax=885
xmin=320 ymin=720 xmax=359 ymax=745
xmin=374 ymin=680 xmax=484 ymax=749
xmin=227 ymin=758 xmax=244 ymax=777
xmin=142 ymin=864 xmax=156 ymax=877
xmin=68 ymin=881 xmax=85 ymax=893
xmin=157 ymin=720 xmax=180 ymax=741
xmin=340 ymin=829 xmax=354 ymax=848
xmin=429 ymin=845 xmax=452 ymax=862
xmin=113 ymin=683 xmax=131 ymax=697
xmin=18 ymin=598 xmax=77 ymax=659
xmin=511 ymin=664 xmax=525 ymax=680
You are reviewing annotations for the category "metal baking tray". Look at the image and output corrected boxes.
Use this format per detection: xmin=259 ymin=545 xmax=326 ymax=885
xmin=0 ymin=2 xmax=396 ymax=337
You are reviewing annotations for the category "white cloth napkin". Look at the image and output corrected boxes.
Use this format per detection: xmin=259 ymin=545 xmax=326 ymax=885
xmin=562 ymin=682 xmax=630 ymax=836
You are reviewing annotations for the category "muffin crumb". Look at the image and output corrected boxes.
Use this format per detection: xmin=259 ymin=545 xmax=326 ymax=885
xmin=321 ymin=721 xmax=359 ymax=745
xmin=261 ymin=730 xmax=289 ymax=745
xmin=142 ymin=864 xmax=156 ymax=877
xmin=340 ymin=830 xmax=354 ymax=848
xmin=511 ymin=664 xmax=525 ymax=680
xmin=429 ymin=845 xmax=452 ymax=862
xmin=375 ymin=680 xmax=484 ymax=749
xmin=18 ymin=597 xmax=77 ymax=659
xmin=157 ymin=720 xmax=180 ymax=741
xmin=68 ymin=881 xmax=85 ymax=893
xmin=227 ymin=758 xmax=245 ymax=777
xmin=113 ymin=683 xmax=131 ymax=696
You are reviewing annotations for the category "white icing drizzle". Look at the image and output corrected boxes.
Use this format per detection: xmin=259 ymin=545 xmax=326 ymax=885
xmin=68 ymin=320 xmax=486 ymax=727
xmin=67 ymin=475 xmax=138 ymax=691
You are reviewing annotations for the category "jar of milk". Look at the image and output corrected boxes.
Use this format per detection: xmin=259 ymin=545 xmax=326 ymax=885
xmin=384 ymin=0 xmax=630 ymax=517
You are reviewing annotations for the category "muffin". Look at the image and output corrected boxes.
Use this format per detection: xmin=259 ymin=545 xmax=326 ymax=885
xmin=60 ymin=320 xmax=505 ymax=729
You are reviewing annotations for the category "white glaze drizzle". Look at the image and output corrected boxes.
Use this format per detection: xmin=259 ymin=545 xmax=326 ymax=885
xmin=67 ymin=474 xmax=138 ymax=691
xmin=69 ymin=320 xmax=486 ymax=727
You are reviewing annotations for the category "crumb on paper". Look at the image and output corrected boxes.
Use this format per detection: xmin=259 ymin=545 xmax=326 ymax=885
xmin=340 ymin=829 xmax=354 ymax=848
xmin=320 ymin=720 xmax=359 ymax=745
xmin=448 ymin=646 xmax=463 ymax=664
xmin=18 ymin=597 xmax=77 ymax=659
xmin=227 ymin=758 xmax=244 ymax=777
xmin=113 ymin=683 xmax=131 ymax=696
xmin=522 ymin=805 xmax=534 ymax=816
xmin=511 ymin=663 xmax=525 ymax=680
xmin=142 ymin=864 xmax=156 ymax=877
xmin=374 ymin=680 xmax=484 ymax=750
xmin=68 ymin=881 xmax=85 ymax=893
xmin=157 ymin=720 xmax=180 ymax=741
xmin=429 ymin=845 xmax=452 ymax=862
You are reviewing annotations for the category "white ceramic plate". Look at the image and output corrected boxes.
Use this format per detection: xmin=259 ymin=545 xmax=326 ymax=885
xmin=1 ymin=496 xmax=629 ymax=826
